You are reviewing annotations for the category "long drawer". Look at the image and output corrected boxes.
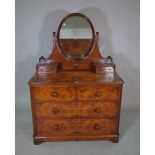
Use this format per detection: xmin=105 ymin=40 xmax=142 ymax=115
xmin=36 ymin=118 xmax=117 ymax=136
xmin=78 ymin=86 xmax=120 ymax=101
xmin=32 ymin=86 xmax=75 ymax=101
xmin=35 ymin=101 xmax=118 ymax=118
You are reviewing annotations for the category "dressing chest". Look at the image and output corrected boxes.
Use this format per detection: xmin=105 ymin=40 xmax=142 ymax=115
xmin=28 ymin=13 xmax=124 ymax=144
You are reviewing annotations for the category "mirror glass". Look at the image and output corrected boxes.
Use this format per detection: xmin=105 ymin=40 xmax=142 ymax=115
xmin=59 ymin=16 xmax=94 ymax=60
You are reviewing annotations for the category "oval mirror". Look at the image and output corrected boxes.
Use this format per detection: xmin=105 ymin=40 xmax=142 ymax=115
xmin=57 ymin=13 xmax=95 ymax=61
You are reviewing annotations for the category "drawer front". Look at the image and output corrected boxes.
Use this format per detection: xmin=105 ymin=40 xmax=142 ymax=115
xmin=76 ymin=119 xmax=117 ymax=135
xmin=35 ymin=101 xmax=77 ymax=118
xmin=36 ymin=119 xmax=76 ymax=136
xmin=33 ymin=86 xmax=75 ymax=101
xmin=36 ymin=118 xmax=116 ymax=136
xmin=78 ymin=86 xmax=120 ymax=101
xmin=35 ymin=101 xmax=117 ymax=118
xmin=78 ymin=102 xmax=118 ymax=117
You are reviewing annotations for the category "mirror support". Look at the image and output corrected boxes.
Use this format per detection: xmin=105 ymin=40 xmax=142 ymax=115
xmin=36 ymin=13 xmax=115 ymax=73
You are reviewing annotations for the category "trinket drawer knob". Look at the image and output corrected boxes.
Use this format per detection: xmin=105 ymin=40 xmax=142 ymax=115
xmin=52 ymin=108 xmax=59 ymax=114
xmin=51 ymin=92 xmax=58 ymax=97
xmin=94 ymin=108 xmax=101 ymax=113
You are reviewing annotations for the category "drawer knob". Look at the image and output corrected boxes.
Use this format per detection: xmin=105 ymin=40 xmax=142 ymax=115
xmin=94 ymin=108 xmax=101 ymax=113
xmin=52 ymin=108 xmax=59 ymax=114
xmin=52 ymin=125 xmax=60 ymax=131
xmin=52 ymin=92 xmax=58 ymax=97
xmin=94 ymin=124 xmax=101 ymax=130
xmin=95 ymin=92 xmax=101 ymax=97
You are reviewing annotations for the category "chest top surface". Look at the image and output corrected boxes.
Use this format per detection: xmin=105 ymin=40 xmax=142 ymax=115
xmin=28 ymin=71 xmax=123 ymax=85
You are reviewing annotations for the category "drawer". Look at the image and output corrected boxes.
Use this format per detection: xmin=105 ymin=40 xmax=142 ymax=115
xmin=35 ymin=101 xmax=77 ymax=118
xmin=36 ymin=119 xmax=77 ymax=136
xmin=32 ymin=86 xmax=75 ymax=101
xmin=35 ymin=101 xmax=117 ymax=118
xmin=76 ymin=118 xmax=117 ymax=135
xmin=36 ymin=118 xmax=116 ymax=136
xmin=78 ymin=102 xmax=118 ymax=117
xmin=78 ymin=86 xmax=120 ymax=101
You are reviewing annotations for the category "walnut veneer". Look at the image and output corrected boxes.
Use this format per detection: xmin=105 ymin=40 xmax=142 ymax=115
xmin=28 ymin=13 xmax=124 ymax=145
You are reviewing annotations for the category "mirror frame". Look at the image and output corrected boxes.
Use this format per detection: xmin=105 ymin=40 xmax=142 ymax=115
xmin=57 ymin=13 xmax=95 ymax=61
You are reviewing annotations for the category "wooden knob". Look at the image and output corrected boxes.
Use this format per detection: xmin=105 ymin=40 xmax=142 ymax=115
xmin=94 ymin=108 xmax=101 ymax=113
xmin=73 ymin=63 xmax=79 ymax=70
xmin=95 ymin=92 xmax=101 ymax=97
xmin=94 ymin=124 xmax=101 ymax=130
xmin=51 ymin=92 xmax=58 ymax=97
xmin=52 ymin=125 xmax=60 ymax=131
xmin=52 ymin=108 xmax=59 ymax=114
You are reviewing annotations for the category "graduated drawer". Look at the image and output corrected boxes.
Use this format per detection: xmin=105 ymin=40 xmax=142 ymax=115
xmin=78 ymin=85 xmax=120 ymax=101
xmin=35 ymin=101 xmax=118 ymax=118
xmin=32 ymin=86 xmax=75 ymax=101
xmin=36 ymin=118 xmax=117 ymax=136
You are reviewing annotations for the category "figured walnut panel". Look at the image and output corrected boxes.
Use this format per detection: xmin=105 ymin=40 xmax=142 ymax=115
xmin=78 ymin=102 xmax=118 ymax=117
xmin=37 ymin=119 xmax=76 ymax=136
xmin=35 ymin=101 xmax=117 ymax=118
xmin=49 ymin=36 xmax=104 ymax=70
xmin=36 ymin=118 xmax=116 ymax=136
xmin=76 ymin=118 xmax=117 ymax=136
xmin=78 ymin=86 xmax=120 ymax=101
xmin=60 ymin=39 xmax=92 ymax=57
xmin=32 ymin=86 xmax=75 ymax=101
xmin=35 ymin=101 xmax=77 ymax=118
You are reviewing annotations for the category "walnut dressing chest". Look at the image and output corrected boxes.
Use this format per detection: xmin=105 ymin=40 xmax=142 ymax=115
xmin=28 ymin=13 xmax=124 ymax=145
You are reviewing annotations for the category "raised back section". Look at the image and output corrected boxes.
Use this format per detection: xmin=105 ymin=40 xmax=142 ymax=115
xmin=36 ymin=13 xmax=115 ymax=74
xmin=48 ymin=32 xmax=105 ymax=70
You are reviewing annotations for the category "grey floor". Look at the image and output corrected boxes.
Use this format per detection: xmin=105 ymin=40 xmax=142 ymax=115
xmin=16 ymin=105 xmax=139 ymax=155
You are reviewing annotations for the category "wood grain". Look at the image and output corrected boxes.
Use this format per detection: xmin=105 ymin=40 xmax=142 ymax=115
xmin=32 ymin=86 xmax=75 ymax=101
xmin=35 ymin=101 xmax=118 ymax=118
xmin=28 ymin=13 xmax=124 ymax=144
xmin=36 ymin=118 xmax=117 ymax=136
